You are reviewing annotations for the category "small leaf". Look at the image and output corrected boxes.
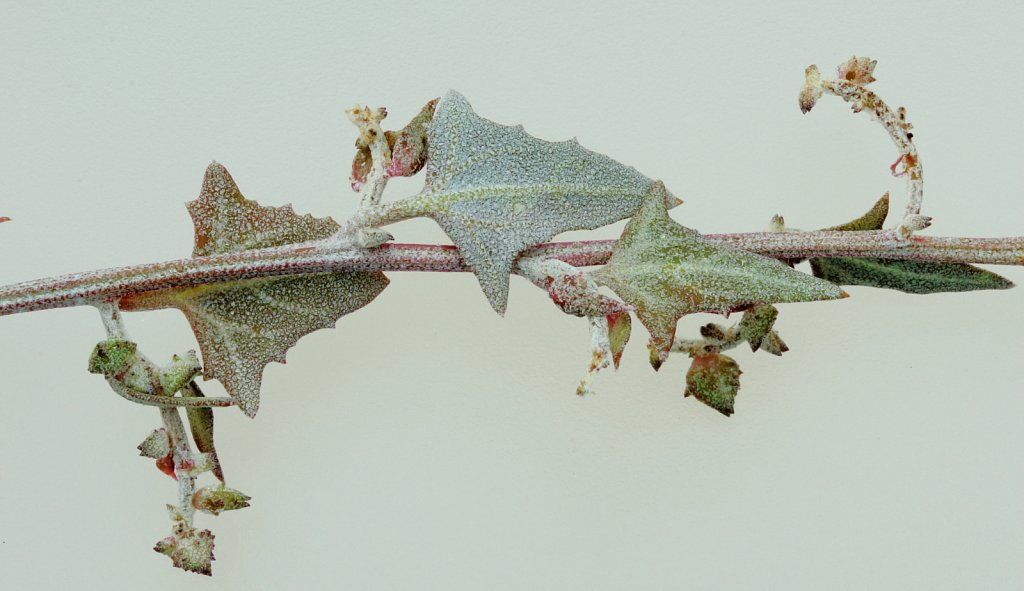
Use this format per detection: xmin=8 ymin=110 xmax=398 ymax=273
xmin=607 ymin=312 xmax=631 ymax=369
xmin=760 ymin=330 xmax=789 ymax=356
xmin=811 ymin=193 xmax=1015 ymax=294
xmin=121 ymin=164 xmax=389 ymax=416
xmin=685 ymin=353 xmax=742 ymax=416
xmin=386 ymin=91 xmax=671 ymax=314
xmin=184 ymin=382 xmax=223 ymax=482
xmin=593 ymin=182 xmax=846 ymax=369
xmin=737 ymin=304 xmax=779 ymax=351
xmin=822 ymin=193 xmax=890 ymax=232
xmin=87 ymin=339 xmax=137 ymax=376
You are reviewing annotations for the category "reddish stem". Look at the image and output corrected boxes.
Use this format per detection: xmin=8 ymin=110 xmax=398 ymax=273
xmin=0 ymin=232 xmax=1021 ymax=317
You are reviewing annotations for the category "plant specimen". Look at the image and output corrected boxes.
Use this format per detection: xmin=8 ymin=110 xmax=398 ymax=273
xmin=0 ymin=56 xmax=1019 ymax=575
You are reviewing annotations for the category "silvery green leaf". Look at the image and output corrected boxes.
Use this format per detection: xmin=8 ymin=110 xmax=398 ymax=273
xmin=385 ymin=91 xmax=671 ymax=313
xmin=593 ymin=182 xmax=846 ymax=369
xmin=121 ymin=164 xmax=389 ymax=417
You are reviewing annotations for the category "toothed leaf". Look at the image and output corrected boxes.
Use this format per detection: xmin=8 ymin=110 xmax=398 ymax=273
xmin=386 ymin=90 xmax=669 ymax=313
xmin=593 ymin=182 xmax=845 ymax=368
xmin=189 ymin=162 xmax=340 ymax=256
xmin=811 ymin=194 xmax=1015 ymax=293
xmin=121 ymin=164 xmax=388 ymax=416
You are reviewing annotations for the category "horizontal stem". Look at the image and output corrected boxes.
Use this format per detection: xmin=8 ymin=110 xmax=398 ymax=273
xmin=1 ymin=231 xmax=1022 ymax=317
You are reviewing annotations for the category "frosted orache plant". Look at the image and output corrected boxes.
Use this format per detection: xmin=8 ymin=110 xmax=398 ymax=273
xmin=0 ymin=57 xmax=1019 ymax=575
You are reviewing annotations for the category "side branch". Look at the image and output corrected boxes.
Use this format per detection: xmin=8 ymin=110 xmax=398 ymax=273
xmin=1 ymin=232 xmax=1022 ymax=316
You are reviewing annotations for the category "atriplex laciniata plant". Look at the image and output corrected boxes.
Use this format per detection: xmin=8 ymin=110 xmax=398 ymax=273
xmin=1 ymin=57 xmax=1020 ymax=575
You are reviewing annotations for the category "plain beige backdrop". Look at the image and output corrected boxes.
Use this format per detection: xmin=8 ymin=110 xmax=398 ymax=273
xmin=2 ymin=1 xmax=1023 ymax=589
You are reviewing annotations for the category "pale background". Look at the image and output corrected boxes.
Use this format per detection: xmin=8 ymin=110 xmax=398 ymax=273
xmin=1 ymin=1 xmax=1023 ymax=589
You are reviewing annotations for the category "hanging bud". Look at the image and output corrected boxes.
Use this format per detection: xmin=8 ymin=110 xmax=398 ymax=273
xmin=385 ymin=98 xmax=438 ymax=179
xmin=192 ymin=485 xmax=252 ymax=516
xmin=799 ymin=65 xmax=823 ymax=114
xmin=155 ymin=454 xmax=177 ymax=480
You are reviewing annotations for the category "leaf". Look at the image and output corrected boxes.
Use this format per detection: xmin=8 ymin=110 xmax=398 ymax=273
xmin=684 ymin=353 xmax=742 ymax=416
xmin=188 ymin=162 xmax=340 ymax=256
xmin=607 ymin=312 xmax=631 ymax=369
xmin=809 ymin=257 xmax=1014 ymax=294
xmin=121 ymin=163 xmax=389 ymax=416
xmin=737 ymin=304 xmax=779 ymax=352
xmin=155 ymin=527 xmax=215 ymax=576
xmin=192 ymin=485 xmax=251 ymax=515
xmin=387 ymin=90 xmax=672 ymax=314
xmin=822 ymin=192 xmax=890 ymax=232
xmin=593 ymin=182 xmax=846 ymax=369
xmin=811 ymin=193 xmax=1015 ymax=294
xmin=184 ymin=382 xmax=223 ymax=482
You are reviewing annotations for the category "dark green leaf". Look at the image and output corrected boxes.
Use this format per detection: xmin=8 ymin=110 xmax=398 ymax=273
xmin=811 ymin=193 xmax=1014 ymax=294
xmin=809 ymin=257 xmax=1014 ymax=294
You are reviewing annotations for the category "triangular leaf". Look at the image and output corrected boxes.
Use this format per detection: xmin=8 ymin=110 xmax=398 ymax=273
xmin=121 ymin=164 xmax=389 ymax=416
xmin=811 ymin=193 xmax=1015 ymax=294
xmin=593 ymin=182 xmax=846 ymax=368
xmin=387 ymin=90 xmax=671 ymax=314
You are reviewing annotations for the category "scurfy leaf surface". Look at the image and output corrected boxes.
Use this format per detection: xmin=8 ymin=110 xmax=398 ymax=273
xmin=384 ymin=90 xmax=670 ymax=314
xmin=122 ymin=164 xmax=389 ymax=416
xmin=593 ymin=182 xmax=846 ymax=368
xmin=811 ymin=194 xmax=1014 ymax=294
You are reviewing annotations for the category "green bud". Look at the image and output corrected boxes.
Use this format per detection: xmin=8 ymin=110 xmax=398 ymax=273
xmin=87 ymin=339 xmax=137 ymax=377
xmin=192 ymin=485 xmax=252 ymax=516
